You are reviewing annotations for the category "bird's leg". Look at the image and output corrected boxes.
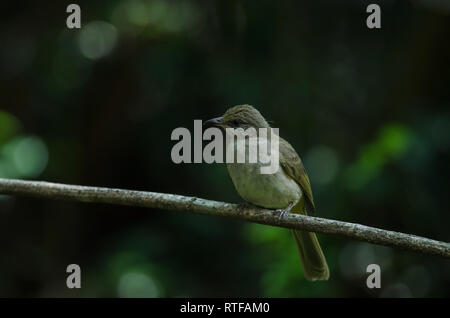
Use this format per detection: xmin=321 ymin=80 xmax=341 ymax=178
xmin=275 ymin=202 xmax=294 ymax=220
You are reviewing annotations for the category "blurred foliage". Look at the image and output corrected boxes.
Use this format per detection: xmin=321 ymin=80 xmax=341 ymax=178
xmin=0 ymin=0 xmax=449 ymax=297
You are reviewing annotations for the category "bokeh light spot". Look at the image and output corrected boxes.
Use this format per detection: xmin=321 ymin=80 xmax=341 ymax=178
xmin=125 ymin=0 xmax=153 ymax=26
xmin=79 ymin=21 xmax=118 ymax=59
xmin=378 ymin=124 xmax=412 ymax=158
xmin=0 ymin=110 xmax=21 ymax=145
xmin=117 ymin=272 xmax=159 ymax=298
xmin=7 ymin=136 xmax=48 ymax=178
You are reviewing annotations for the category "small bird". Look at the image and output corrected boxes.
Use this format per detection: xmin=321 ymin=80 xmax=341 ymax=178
xmin=204 ymin=104 xmax=329 ymax=281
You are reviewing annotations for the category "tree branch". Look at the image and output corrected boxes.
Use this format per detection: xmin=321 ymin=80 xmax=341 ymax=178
xmin=0 ymin=178 xmax=448 ymax=258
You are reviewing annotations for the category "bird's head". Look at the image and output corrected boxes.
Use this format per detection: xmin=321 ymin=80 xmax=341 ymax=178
xmin=204 ymin=104 xmax=270 ymax=129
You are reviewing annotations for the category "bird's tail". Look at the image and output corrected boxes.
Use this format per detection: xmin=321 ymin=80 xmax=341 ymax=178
xmin=291 ymin=205 xmax=329 ymax=281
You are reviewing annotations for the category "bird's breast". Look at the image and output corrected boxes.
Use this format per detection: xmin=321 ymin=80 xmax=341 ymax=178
xmin=225 ymin=138 xmax=302 ymax=209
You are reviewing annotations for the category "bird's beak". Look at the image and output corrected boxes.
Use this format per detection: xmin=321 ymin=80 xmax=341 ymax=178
xmin=203 ymin=117 xmax=223 ymax=127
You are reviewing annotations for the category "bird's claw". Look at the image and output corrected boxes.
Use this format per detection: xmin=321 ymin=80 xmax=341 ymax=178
xmin=276 ymin=209 xmax=288 ymax=220
xmin=275 ymin=202 xmax=294 ymax=220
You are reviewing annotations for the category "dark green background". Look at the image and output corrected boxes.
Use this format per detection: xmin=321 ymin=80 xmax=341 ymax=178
xmin=0 ymin=0 xmax=449 ymax=297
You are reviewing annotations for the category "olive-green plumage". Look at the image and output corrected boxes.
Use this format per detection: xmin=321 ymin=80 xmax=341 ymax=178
xmin=206 ymin=104 xmax=329 ymax=281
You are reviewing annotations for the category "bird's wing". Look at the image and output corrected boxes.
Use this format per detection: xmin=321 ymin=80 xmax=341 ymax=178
xmin=279 ymin=138 xmax=316 ymax=214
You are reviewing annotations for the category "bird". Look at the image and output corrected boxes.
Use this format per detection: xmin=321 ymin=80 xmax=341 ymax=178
xmin=204 ymin=104 xmax=329 ymax=281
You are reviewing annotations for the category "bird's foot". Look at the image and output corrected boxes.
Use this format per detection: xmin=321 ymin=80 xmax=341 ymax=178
xmin=275 ymin=202 xmax=294 ymax=220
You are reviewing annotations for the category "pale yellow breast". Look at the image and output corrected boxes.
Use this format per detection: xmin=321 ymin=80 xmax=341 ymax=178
xmin=225 ymin=136 xmax=302 ymax=209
